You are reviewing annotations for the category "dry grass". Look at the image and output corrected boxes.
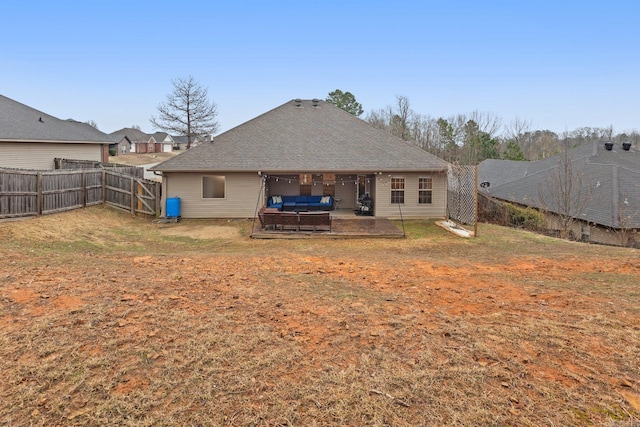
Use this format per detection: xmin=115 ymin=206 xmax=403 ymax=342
xmin=108 ymin=152 xmax=177 ymax=166
xmin=1 ymin=206 xmax=639 ymax=426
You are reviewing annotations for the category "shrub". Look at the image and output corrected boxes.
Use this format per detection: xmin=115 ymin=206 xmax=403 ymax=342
xmin=506 ymin=203 xmax=544 ymax=230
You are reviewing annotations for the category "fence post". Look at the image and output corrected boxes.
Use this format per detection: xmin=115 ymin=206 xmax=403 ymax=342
xmin=474 ymin=166 xmax=479 ymax=238
xmin=130 ymin=177 xmax=135 ymax=215
xmin=81 ymin=170 xmax=87 ymax=208
xmin=137 ymin=182 xmax=143 ymax=212
xmin=36 ymin=172 xmax=43 ymax=216
xmin=102 ymin=170 xmax=106 ymax=205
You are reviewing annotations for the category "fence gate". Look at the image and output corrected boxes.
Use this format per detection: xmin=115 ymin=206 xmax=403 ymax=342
xmin=104 ymin=171 xmax=161 ymax=216
xmin=447 ymin=164 xmax=478 ymax=231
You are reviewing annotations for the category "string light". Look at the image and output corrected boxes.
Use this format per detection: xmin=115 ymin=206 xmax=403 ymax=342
xmin=265 ymin=175 xmax=370 ymax=185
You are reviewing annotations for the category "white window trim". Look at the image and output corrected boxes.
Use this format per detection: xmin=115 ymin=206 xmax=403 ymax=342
xmin=418 ymin=176 xmax=433 ymax=204
xmin=390 ymin=176 xmax=405 ymax=204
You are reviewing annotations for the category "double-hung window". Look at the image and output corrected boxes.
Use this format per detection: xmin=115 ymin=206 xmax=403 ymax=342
xmin=418 ymin=177 xmax=433 ymax=204
xmin=390 ymin=177 xmax=405 ymax=204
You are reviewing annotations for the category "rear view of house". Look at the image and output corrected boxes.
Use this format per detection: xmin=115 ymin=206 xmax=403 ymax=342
xmin=151 ymin=99 xmax=449 ymax=219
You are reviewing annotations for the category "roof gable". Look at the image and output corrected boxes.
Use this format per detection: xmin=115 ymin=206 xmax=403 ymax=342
xmin=152 ymin=132 xmax=174 ymax=143
xmin=0 ymin=95 xmax=112 ymax=144
xmin=153 ymin=99 xmax=448 ymax=172
xmin=109 ymin=127 xmax=152 ymax=143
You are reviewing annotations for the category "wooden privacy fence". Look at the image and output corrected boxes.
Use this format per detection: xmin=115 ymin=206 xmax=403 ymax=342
xmin=0 ymin=168 xmax=161 ymax=219
xmin=54 ymin=158 xmax=144 ymax=178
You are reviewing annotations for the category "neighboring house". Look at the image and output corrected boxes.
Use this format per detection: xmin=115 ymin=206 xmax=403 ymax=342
xmin=109 ymin=128 xmax=173 ymax=154
xmin=151 ymin=99 xmax=449 ymax=219
xmin=0 ymin=94 xmax=110 ymax=169
xmin=151 ymin=132 xmax=175 ymax=153
xmin=478 ymin=141 xmax=640 ymax=246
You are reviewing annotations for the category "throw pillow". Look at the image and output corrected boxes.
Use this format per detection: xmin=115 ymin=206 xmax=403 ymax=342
xmin=320 ymin=196 xmax=330 ymax=204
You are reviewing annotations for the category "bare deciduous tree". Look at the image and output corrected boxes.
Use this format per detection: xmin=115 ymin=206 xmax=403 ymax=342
xmin=538 ymin=136 xmax=592 ymax=239
xmin=150 ymin=76 xmax=219 ymax=149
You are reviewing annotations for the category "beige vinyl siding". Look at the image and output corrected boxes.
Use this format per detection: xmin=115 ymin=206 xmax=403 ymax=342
xmin=162 ymin=172 xmax=262 ymax=218
xmin=374 ymin=172 xmax=447 ymax=218
xmin=589 ymin=225 xmax=637 ymax=247
xmin=0 ymin=142 xmax=103 ymax=170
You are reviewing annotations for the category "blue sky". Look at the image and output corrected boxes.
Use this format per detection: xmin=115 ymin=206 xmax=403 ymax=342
xmin=2 ymin=1 xmax=638 ymax=136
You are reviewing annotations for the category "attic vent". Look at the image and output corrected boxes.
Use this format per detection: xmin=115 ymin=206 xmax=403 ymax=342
xmin=622 ymin=142 xmax=631 ymax=151
xmin=38 ymin=117 xmax=44 ymax=123
xmin=604 ymin=142 xmax=614 ymax=151
xmin=312 ymin=98 xmax=320 ymax=107
xmin=294 ymin=99 xmax=302 ymax=107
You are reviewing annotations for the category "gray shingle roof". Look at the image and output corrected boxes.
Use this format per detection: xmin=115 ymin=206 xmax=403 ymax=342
xmin=0 ymin=95 xmax=112 ymax=144
xmin=151 ymin=99 xmax=449 ymax=173
xmin=109 ymin=127 xmax=152 ymax=143
xmin=479 ymin=142 xmax=640 ymax=228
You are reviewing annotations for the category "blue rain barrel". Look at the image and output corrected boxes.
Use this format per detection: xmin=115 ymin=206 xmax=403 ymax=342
xmin=166 ymin=197 xmax=181 ymax=217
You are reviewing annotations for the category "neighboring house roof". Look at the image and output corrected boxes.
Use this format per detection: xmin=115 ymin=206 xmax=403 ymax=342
xmin=109 ymin=127 xmax=152 ymax=143
xmin=152 ymin=132 xmax=174 ymax=144
xmin=152 ymin=99 xmax=449 ymax=173
xmin=479 ymin=141 xmax=640 ymax=228
xmin=0 ymin=94 xmax=112 ymax=144
xmin=171 ymin=135 xmax=202 ymax=145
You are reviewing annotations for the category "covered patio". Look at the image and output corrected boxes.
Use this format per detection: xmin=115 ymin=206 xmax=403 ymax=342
xmin=263 ymin=173 xmax=376 ymax=214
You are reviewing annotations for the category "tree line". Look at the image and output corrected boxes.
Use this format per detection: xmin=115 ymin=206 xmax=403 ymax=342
xmin=326 ymin=90 xmax=638 ymax=164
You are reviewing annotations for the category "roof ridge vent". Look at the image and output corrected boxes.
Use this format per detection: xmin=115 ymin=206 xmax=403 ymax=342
xmin=604 ymin=141 xmax=614 ymax=151
xmin=294 ymin=99 xmax=302 ymax=107
xmin=312 ymin=98 xmax=320 ymax=107
xmin=622 ymin=142 xmax=631 ymax=151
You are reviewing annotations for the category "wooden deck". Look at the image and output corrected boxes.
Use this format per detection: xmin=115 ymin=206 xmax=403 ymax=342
xmin=251 ymin=210 xmax=405 ymax=239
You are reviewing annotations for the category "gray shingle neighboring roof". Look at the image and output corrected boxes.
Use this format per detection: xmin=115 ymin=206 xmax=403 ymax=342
xmin=109 ymin=127 xmax=152 ymax=143
xmin=479 ymin=142 xmax=640 ymax=228
xmin=151 ymin=99 xmax=449 ymax=173
xmin=0 ymin=94 xmax=112 ymax=143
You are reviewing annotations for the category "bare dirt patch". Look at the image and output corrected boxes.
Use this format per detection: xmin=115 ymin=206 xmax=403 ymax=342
xmin=157 ymin=221 xmax=241 ymax=239
xmin=1 ymin=207 xmax=639 ymax=426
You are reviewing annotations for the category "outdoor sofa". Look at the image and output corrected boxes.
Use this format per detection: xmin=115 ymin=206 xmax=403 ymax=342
xmin=267 ymin=195 xmax=333 ymax=211
xmin=258 ymin=207 xmax=332 ymax=232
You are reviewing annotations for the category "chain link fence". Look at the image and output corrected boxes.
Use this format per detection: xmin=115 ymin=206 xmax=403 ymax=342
xmin=447 ymin=164 xmax=477 ymax=227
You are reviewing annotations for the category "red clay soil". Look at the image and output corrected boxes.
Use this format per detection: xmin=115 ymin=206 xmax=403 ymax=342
xmin=1 ymin=216 xmax=639 ymax=425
